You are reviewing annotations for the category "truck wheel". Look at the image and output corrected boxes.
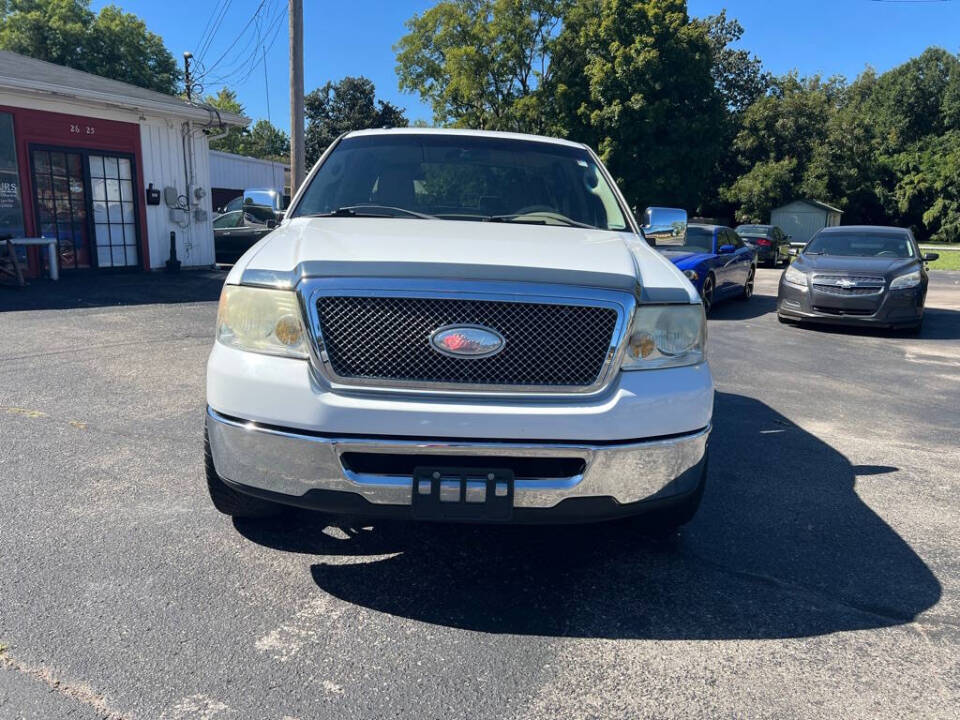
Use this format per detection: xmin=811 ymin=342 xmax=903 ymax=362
xmin=205 ymin=429 xmax=282 ymax=518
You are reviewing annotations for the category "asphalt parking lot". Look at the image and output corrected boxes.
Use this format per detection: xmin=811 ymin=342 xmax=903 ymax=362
xmin=1 ymin=268 xmax=958 ymax=719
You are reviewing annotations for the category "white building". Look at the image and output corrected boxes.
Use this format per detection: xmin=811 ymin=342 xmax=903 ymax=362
xmin=0 ymin=49 xmax=247 ymax=278
xmin=209 ymin=150 xmax=288 ymax=213
xmin=771 ymin=199 xmax=843 ymax=246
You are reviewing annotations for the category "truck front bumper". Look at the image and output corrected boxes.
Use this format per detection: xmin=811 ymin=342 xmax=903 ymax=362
xmin=206 ymin=407 xmax=710 ymax=519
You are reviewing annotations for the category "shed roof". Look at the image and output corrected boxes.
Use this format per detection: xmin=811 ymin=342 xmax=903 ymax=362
xmin=774 ymin=199 xmax=843 ymax=214
xmin=0 ymin=50 xmax=248 ymax=126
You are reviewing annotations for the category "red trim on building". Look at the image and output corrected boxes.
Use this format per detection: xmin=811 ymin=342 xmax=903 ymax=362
xmin=1 ymin=104 xmax=149 ymax=276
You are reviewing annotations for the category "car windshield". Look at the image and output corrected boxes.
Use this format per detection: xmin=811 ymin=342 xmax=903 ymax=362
xmin=805 ymin=232 xmax=914 ymax=258
xmin=737 ymin=225 xmax=769 ymax=238
xmin=657 ymin=226 xmax=714 ymax=253
xmin=291 ymin=133 xmax=629 ymax=231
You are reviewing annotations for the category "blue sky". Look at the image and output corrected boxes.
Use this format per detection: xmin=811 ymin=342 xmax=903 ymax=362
xmin=101 ymin=1 xmax=960 ymax=131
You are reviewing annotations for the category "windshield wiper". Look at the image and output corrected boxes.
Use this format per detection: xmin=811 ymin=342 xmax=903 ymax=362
xmin=483 ymin=213 xmax=597 ymax=229
xmin=307 ymin=205 xmax=436 ymax=220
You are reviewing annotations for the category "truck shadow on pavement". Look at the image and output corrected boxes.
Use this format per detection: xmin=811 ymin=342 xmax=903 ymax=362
xmin=236 ymin=392 xmax=942 ymax=640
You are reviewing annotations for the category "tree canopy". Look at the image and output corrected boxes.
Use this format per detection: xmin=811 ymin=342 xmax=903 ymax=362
xmin=395 ymin=0 xmax=568 ymax=132
xmin=205 ymin=89 xmax=289 ymax=162
xmin=0 ymin=0 xmax=180 ymax=94
xmin=304 ymin=76 xmax=408 ymax=165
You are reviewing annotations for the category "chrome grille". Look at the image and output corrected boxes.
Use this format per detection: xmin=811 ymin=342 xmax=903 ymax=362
xmin=314 ymin=295 xmax=620 ymax=389
xmin=812 ymin=274 xmax=885 ymax=286
xmin=814 ymin=285 xmax=882 ymax=296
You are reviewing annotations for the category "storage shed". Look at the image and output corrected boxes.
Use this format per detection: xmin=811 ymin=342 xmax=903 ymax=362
xmin=0 ymin=49 xmax=247 ymax=278
xmin=770 ymin=199 xmax=843 ymax=246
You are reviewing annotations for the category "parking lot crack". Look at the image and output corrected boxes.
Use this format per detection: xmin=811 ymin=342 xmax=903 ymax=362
xmin=0 ymin=650 xmax=131 ymax=720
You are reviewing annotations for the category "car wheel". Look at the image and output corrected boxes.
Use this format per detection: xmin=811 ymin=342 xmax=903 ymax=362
xmin=205 ymin=428 xmax=283 ymax=518
xmin=701 ymin=274 xmax=715 ymax=313
xmin=737 ymin=266 xmax=755 ymax=300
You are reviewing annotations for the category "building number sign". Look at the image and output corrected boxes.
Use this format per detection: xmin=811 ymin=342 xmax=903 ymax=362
xmin=69 ymin=123 xmax=96 ymax=135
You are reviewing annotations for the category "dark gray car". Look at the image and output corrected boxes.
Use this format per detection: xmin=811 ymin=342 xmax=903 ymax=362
xmin=777 ymin=225 xmax=939 ymax=331
xmin=735 ymin=224 xmax=791 ymax=267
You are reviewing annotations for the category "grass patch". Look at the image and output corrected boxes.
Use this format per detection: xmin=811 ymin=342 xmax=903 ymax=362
xmin=928 ymin=251 xmax=960 ymax=271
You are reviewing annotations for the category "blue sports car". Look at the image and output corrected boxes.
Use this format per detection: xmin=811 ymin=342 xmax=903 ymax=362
xmin=656 ymin=224 xmax=757 ymax=312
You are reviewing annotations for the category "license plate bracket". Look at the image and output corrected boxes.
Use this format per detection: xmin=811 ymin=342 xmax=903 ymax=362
xmin=411 ymin=466 xmax=514 ymax=521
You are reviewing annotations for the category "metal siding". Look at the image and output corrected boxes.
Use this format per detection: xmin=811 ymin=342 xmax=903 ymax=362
xmin=771 ymin=206 xmax=829 ymax=245
xmin=139 ymin=119 xmax=215 ymax=269
xmin=209 ymin=150 xmax=285 ymax=194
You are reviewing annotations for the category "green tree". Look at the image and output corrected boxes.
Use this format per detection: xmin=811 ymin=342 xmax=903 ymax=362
xmin=246 ymin=119 xmax=289 ymax=161
xmin=395 ymin=0 xmax=568 ymax=131
xmin=204 ymin=89 xmax=289 ymax=162
xmin=304 ymin=76 xmax=407 ymax=165
xmin=205 ymin=88 xmax=248 ymax=155
xmin=0 ymin=0 xmax=180 ymax=94
xmin=547 ymin=0 xmax=727 ymax=211
xmin=721 ymin=73 xmax=843 ymax=222
xmin=699 ymin=10 xmax=768 ymax=114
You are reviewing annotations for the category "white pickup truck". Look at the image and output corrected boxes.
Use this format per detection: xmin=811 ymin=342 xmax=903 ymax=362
xmin=205 ymin=129 xmax=712 ymax=530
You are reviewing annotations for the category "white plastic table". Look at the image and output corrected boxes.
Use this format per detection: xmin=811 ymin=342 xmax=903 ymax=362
xmin=9 ymin=237 xmax=59 ymax=280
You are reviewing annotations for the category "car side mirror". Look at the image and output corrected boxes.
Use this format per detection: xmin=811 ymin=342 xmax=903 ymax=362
xmin=788 ymin=248 xmax=798 ymax=256
xmin=266 ymin=219 xmax=277 ymax=229
xmin=718 ymin=244 xmax=735 ymax=254
xmin=641 ymin=206 xmax=687 ymax=247
xmin=923 ymin=252 xmax=939 ymax=262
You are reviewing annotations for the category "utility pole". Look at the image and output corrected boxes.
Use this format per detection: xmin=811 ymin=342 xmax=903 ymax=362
xmin=183 ymin=51 xmax=193 ymax=101
xmin=289 ymin=0 xmax=305 ymax=193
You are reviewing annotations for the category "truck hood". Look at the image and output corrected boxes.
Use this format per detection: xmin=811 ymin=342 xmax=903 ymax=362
xmin=230 ymin=217 xmax=695 ymax=301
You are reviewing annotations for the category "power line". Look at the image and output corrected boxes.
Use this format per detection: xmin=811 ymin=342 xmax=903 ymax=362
xmin=200 ymin=0 xmax=268 ymax=76
xmin=198 ymin=0 xmax=234 ymax=63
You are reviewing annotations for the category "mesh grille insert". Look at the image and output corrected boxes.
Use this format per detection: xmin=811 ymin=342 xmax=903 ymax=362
xmin=315 ymin=296 xmax=619 ymax=388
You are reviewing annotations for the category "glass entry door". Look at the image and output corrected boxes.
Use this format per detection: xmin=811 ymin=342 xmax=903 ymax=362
xmin=89 ymin=154 xmax=138 ymax=268
xmin=31 ymin=149 xmax=91 ymax=269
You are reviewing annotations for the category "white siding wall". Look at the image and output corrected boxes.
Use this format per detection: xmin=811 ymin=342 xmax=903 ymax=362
xmin=209 ymin=150 xmax=285 ymax=194
xmin=139 ymin=118 xmax=215 ymax=269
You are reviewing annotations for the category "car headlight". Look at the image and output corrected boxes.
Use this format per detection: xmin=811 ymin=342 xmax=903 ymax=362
xmin=622 ymin=304 xmax=706 ymax=370
xmin=889 ymin=269 xmax=921 ymax=290
xmin=683 ymin=269 xmax=699 ymax=282
xmin=784 ymin=265 xmax=808 ymax=288
xmin=216 ymin=285 xmax=309 ymax=358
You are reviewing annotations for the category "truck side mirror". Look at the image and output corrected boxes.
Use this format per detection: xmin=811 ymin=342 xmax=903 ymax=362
xmin=641 ymin=206 xmax=687 ymax=247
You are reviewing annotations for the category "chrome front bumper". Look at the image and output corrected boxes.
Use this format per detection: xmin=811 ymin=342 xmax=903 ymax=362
xmin=206 ymin=407 xmax=710 ymax=509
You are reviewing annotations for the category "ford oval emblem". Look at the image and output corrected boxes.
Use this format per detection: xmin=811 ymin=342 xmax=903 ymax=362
xmin=429 ymin=325 xmax=505 ymax=359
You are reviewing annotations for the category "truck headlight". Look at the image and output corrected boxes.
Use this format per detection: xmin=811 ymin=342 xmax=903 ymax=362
xmin=889 ymin=269 xmax=921 ymax=290
xmin=784 ymin=265 xmax=808 ymax=288
xmin=216 ymin=285 xmax=309 ymax=358
xmin=622 ymin=304 xmax=706 ymax=370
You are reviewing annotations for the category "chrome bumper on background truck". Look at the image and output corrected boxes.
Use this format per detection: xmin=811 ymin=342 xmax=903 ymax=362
xmin=206 ymin=407 xmax=710 ymax=523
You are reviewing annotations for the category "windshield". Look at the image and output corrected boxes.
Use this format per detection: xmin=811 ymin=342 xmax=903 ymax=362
xmin=805 ymin=232 xmax=914 ymax=258
xmin=657 ymin=226 xmax=714 ymax=253
xmin=737 ymin=225 xmax=770 ymax=238
xmin=292 ymin=134 xmax=629 ymax=231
